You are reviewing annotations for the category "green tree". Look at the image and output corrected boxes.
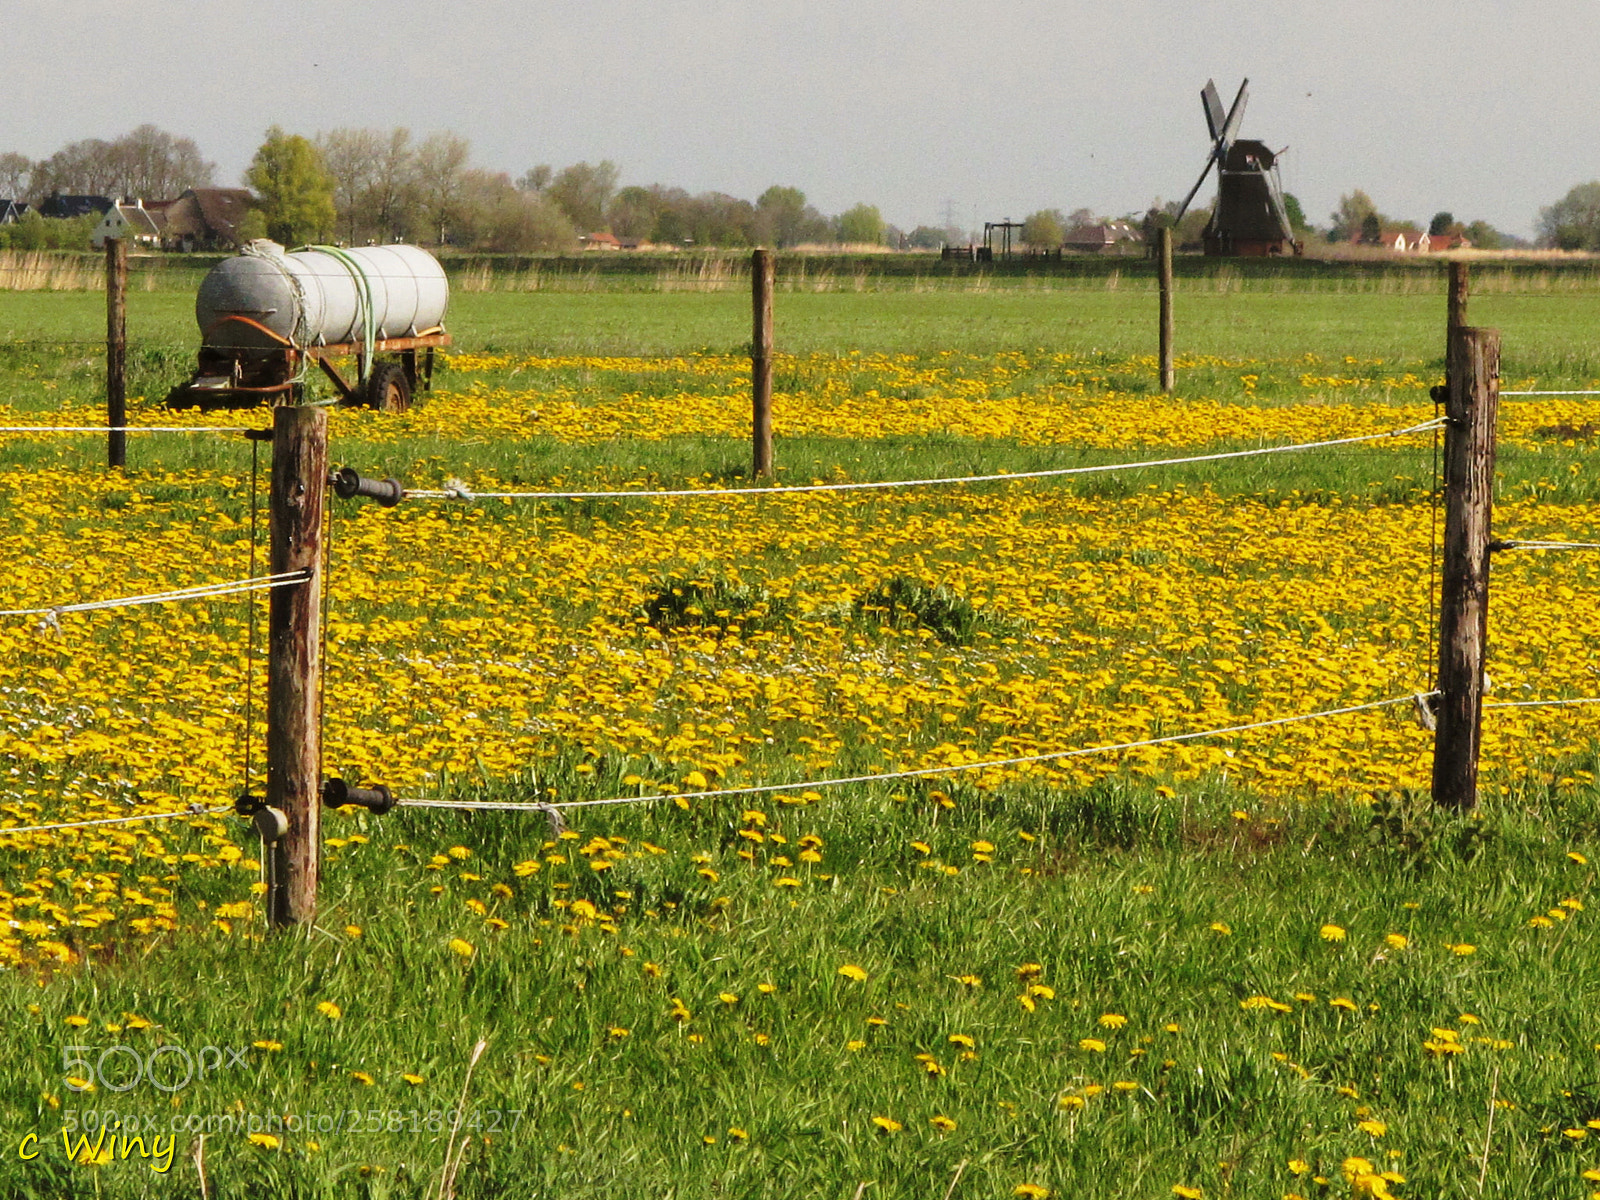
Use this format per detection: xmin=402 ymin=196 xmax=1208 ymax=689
xmin=906 ymin=225 xmax=952 ymax=249
xmin=1462 ymin=219 xmax=1503 ymax=250
xmin=1328 ymin=190 xmax=1377 ymax=242
xmin=1429 ymin=211 xmax=1455 ymax=236
xmin=1538 ymin=182 xmax=1600 ymax=250
xmin=1359 ymin=212 xmax=1382 ymax=245
xmin=244 ymin=127 xmax=334 ymax=246
xmin=548 ymin=161 xmax=619 ymax=232
xmin=1282 ymin=193 xmax=1308 ymax=232
xmin=835 ymin=203 xmax=885 ymax=245
xmin=756 ymin=185 xmax=826 ymax=248
xmin=607 ymin=186 xmax=657 ymax=240
xmin=1021 ymin=208 xmax=1065 ymax=248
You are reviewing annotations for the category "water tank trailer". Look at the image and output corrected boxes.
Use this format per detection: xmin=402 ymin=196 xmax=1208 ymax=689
xmin=167 ymin=241 xmax=451 ymax=411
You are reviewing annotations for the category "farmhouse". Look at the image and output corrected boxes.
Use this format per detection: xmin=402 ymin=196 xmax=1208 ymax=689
xmin=158 ymin=188 xmax=253 ymax=252
xmin=1062 ymin=221 xmax=1140 ymax=253
xmin=90 ymin=200 xmax=163 ymax=249
xmin=0 ymin=200 xmax=28 ymax=224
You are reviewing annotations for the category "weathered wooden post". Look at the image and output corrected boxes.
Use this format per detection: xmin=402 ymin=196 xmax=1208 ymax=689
xmin=1431 ymin=325 xmax=1499 ymax=812
xmin=105 ymin=238 xmax=127 ymax=469
xmin=267 ymin=405 xmax=326 ymax=925
xmin=751 ymin=248 xmax=774 ymax=479
xmin=1158 ymin=227 xmax=1175 ymax=393
xmin=1448 ymin=260 xmax=1469 ymax=344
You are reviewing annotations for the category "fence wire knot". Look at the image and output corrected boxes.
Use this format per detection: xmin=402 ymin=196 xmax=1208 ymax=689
xmin=1412 ymin=692 xmax=1437 ymax=732
xmin=443 ymin=478 xmax=474 ymax=500
xmin=532 ymin=801 xmax=567 ymax=837
xmin=37 ymin=608 xmax=63 ymax=636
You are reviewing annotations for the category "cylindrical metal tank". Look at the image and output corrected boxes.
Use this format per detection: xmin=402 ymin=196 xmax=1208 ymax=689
xmin=196 ymin=241 xmax=449 ymax=350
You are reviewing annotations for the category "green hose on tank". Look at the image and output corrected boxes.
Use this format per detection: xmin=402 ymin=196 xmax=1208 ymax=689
xmin=307 ymin=245 xmax=378 ymax=384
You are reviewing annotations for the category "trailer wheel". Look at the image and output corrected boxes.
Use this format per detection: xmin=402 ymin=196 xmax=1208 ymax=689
xmin=366 ymin=363 xmax=411 ymax=413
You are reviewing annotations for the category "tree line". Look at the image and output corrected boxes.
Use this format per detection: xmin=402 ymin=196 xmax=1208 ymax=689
xmin=3 ymin=123 xmax=1596 ymax=253
xmin=1 ymin=124 xmax=909 ymax=253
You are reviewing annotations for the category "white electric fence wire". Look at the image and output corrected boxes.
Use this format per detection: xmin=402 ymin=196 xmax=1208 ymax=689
xmin=1498 ymin=540 xmax=1600 ymax=552
xmin=1501 ymin=390 xmax=1600 ymax=396
xmin=404 ymin=420 xmax=1447 ymax=502
xmin=1485 ymin=697 xmax=1600 ymax=710
xmin=0 ymin=804 xmax=233 ymax=838
xmin=394 ymin=693 xmax=1432 ymax=815
xmin=0 ymin=570 xmax=309 ymax=619
xmin=0 ymin=426 xmax=254 ymax=434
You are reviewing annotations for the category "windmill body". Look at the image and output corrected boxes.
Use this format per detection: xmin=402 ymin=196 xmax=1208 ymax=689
xmin=1176 ymin=79 xmax=1303 ymax=258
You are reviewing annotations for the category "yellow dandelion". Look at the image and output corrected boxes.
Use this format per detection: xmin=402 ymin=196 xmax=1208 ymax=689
xmin=449 ymin=938 xmax=476 ymax=959
xmin=837 ymin=964 xmax=868 ymax=982
xmin=1320 ymin=924 xmax=1347 ymax=942
xmin=317 ymin=1001 xmax=342 ymax=1020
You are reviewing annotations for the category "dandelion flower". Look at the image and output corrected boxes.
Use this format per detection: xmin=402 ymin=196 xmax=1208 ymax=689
xmin=930 ymin=1114 xmax=956 ymax=1132
xmin=1320 ymin=924 xmax=1347 ymax=942
xmin=871 ymin=1116 xmax=902 ymax=1133
xmin=317 ymin=1001 xmax=342 ymax=1020
xmin=1099 ymin=1013 xmax=1128 ymax=1028
xmin=1079 ymin=1038 xmax=1107 ymax=1053
xmin=449 ymin=938 xmax=476 ymax=959
xmin=1014 ymin=1186 xmax=1051 ymax=1198
xmin=402 ymin=1073 xmax=424 ymax=1085
xmin=837 ymin=964 xmax=868 ymax=982
xmin=247 ymin=1133 xmax=280 ymax=1150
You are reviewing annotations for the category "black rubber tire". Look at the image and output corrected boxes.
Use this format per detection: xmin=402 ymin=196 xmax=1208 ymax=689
xmin=365 ymin=362 xmax=411 ymax=413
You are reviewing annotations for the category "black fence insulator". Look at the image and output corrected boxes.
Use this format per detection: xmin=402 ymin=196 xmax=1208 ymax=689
xmin=235 ymin=791 xmax=265 ymax=817
xmin=322 ymin=779 xmax=397 ymax=815
xmin=243 ymin=428 xmax=274 ymax=442
xmin=1487 ymin=539 xmax=1513 ymax=554
xmin=331 ymin=467 xmax=404 ymax=507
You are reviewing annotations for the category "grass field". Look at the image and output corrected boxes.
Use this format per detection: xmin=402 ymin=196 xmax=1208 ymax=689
xmin=2 ymin=261 xmax=1600 ymax=1198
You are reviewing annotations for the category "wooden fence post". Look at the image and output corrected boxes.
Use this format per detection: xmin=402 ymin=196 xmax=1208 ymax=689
xmin=1158 ymin=227 xmax=1174 ymax=393
xmin=1431 ymin=325 xmax=1499 ymax=812
xmin=267 ymin=404 xmax=326 ymax=925
xmin=1447 ymin=260 xmax=1469 ymax=344
xmin=751 ymin=248 xmax=774 ymax=479
xmin=106 ymin=238 xmax=127 ymax=469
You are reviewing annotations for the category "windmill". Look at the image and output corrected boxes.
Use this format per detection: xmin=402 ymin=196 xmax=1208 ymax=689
xmin=1174 ymin=79 xmax=1302 ymax=257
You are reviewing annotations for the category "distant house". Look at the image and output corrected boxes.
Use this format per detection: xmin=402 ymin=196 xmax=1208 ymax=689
xmin=39 ymin=194 xmax=113 ymax=220
xmin=91 ymin=200 xmax=164 ymax=249
xmin=581 ymin=230 xmax=621 ymax=250
xmin=1062 ymin=221 xmax=1140 ymax=253
xmin=158 ymin=188 xmax=253 ymax=252
xmin=1415 ymin=231 xmax=1472 ymax=252
xmin=0 ymin=199 xmax=28 ymax=225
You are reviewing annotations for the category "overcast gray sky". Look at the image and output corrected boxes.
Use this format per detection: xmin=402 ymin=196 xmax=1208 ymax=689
xmin=10 ymin=0 xmax=1596 ymax=238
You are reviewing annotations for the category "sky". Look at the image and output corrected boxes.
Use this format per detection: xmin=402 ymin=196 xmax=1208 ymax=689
xmin=10 ymin=0 xmax=1598 ymax=239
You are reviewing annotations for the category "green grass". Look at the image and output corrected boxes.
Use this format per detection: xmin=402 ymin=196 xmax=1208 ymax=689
xmin=3 ymin=774 xmax=1600 ymax=1198
xmin=5 ymin=265 xmax=1600 ymax=1198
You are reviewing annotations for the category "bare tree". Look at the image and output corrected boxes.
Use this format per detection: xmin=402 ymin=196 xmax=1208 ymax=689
xmin=370 ymin=128 xmax=415 ymax=243
xmin=0 ymin=152 xmax=33 ymax=199
xmin=317 ymin=128 xmax=383 ymax=243
xmin=28 ymin=127 xmax=213 ymax=202
xmin=412 ymin=132 xmax=471 ymax=244
xmin=113 ymin=124 xmax=215 ymax=199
